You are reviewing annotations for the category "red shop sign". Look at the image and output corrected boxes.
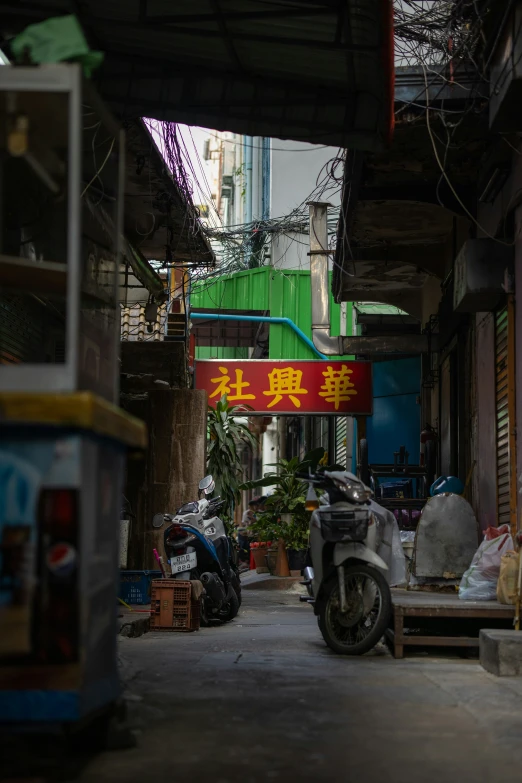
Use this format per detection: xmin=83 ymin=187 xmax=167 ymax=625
xmin=195 ymin=360 xmax=372 ymax=415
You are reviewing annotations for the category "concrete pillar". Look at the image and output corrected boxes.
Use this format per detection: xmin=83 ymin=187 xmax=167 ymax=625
xmin=145 ymin=389 xmax=207 ymax=568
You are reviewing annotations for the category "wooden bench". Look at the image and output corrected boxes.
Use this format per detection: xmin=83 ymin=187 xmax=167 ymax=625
xmin=386 ymin=589 xmax=515 ymax=659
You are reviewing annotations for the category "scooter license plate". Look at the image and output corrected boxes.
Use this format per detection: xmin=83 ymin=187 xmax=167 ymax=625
xmin=170 ymin=552 xmax=197 ymax=574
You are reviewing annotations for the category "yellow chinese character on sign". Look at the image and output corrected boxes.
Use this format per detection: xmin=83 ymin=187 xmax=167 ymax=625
xmin=319 ymin=365 xmax=357 ymax=410
xmin=209 ymin=367 xmax=255 ymax=401
xmin=263 ymin=367 xmax=308 ymax=409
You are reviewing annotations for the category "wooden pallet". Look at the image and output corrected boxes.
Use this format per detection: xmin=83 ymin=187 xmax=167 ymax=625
xmin=386 ymin=589 xmax=515 ymax=659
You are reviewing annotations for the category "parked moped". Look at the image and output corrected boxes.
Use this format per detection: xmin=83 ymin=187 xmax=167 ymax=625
xmin=152 ymin=476 xmax=241 ymax=625
xmin=299 ymin=469 xmax=392 ymax=655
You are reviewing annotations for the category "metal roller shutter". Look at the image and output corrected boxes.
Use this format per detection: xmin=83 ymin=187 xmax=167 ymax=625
xmin=335 ymin=416 xmax=348 ymax=469
xmin=495 ymin=300 xmax=516 ymax=532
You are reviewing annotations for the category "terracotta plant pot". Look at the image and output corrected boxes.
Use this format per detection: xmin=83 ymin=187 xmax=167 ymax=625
xmin=252 ymin=546 xmax=269 ymax=570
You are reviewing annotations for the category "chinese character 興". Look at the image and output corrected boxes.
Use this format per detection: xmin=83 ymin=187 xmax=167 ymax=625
xmin=263 ymin=367 xmax=308 ymax=409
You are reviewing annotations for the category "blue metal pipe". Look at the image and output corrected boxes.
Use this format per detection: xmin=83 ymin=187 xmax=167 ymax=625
xmin=189 ymin=312 xmax=328 ymax=360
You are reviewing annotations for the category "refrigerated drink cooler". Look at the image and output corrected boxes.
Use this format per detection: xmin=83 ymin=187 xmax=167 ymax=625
xmin=0 ymin=392 xmax=146 ymax=724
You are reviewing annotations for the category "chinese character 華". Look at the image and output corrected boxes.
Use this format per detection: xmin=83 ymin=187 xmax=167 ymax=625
xmin=319 ymin=365 xmax=357 ymax=410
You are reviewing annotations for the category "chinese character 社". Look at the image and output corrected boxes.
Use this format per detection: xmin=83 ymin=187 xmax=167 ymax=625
xmin=263 ymin=367 xmax=308 ymax=409
xmin=319 ymin=364 xmax=357 ymax=410
xmin=209 ymin=366 xmax=255 ymax=401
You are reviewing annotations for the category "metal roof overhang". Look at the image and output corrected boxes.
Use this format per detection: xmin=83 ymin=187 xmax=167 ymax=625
xmin=332 ymin=65 xmax=488 ymax=318
xmin=123 ymin=119 xmax=214 ymax=268
xmin=119 ymin=121 xmax=214 ymax=304
xmin=1 ymin=1 xmax=394 ymax=150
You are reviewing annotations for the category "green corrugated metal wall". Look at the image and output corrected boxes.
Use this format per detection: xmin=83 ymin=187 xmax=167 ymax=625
xmin=190 ymin=267 xmax=352 ymax=360
xmin=191 ymin=268 xmax=270 ymax=312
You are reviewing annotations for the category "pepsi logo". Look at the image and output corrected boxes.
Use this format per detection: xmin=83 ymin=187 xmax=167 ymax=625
xmin=46 ymin=542 xmax=77 ymax=577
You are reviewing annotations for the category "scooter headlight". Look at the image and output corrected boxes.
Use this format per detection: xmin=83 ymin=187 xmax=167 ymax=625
xmin=333 ymin=479 xmax=371 ymax=503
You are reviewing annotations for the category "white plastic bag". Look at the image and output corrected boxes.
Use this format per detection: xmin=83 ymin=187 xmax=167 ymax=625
xmin=459 ymin=526 xmax=514 ymax=601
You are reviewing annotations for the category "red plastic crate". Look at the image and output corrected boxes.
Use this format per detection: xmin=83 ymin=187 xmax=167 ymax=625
xmin=150 ymin=580 xmax=200 ymax=631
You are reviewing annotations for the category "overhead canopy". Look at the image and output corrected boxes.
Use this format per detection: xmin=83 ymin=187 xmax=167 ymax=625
xmin=1 ymin=1 xmax=394 ymax=150
xmin=333 ymin=66 xmax=489 ymax=320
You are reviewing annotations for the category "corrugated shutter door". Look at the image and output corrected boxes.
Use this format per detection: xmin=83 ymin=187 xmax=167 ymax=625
xmin=495 ymin=305 xmax=511 ymax=527
xmin=335 ymin=416 xmax=347 ymax=468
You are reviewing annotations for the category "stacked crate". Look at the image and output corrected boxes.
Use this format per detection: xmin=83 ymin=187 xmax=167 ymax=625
xmin=150 ymin=580 xmax=201 ymax=631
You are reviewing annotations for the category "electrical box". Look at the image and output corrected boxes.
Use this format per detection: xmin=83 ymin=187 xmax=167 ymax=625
xmin=453 ymin=239 xmax=511 ymax=313
xmin=490 ymin=5 xmax=522 ymax=131
xmin=0 ymin=65 xmax=124 ymax=402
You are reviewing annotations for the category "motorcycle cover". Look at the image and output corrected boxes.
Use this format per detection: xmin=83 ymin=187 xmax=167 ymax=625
xmin=369 ymin=499 xmax=407 ymax=587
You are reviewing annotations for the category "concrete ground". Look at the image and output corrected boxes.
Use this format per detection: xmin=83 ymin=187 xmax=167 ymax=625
xmin=76 ymin=579 xmax=522 ymax=783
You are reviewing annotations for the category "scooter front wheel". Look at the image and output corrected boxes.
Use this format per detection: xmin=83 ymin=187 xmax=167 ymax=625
xmin=318 ymin=564 xmax=391 ymax=655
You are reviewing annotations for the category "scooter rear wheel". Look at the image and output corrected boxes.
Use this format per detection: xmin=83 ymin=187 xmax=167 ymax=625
xmin=218 ymin=584 xmax=240 ymax=622
xmin=318 ymin=564 xmax=391 ymax=655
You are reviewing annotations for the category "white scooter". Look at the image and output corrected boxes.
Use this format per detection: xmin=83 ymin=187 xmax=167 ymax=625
xmin=299 ymin=469 xmax=392 ymax=655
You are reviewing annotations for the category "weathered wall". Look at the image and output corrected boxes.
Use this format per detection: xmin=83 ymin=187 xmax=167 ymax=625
xmin=120 ymin=343 xmax=207 ymax=569
xmin=145 ymin=389 xmax=207 ymax=568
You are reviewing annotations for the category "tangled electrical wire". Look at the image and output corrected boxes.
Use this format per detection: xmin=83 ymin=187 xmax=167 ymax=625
xmin=394 ymin=1 xmax=483 ymax=70
xmin=151 ymin=118 xmax=348 ymax=297
xmin=199 ymin=150 xmax=344 ymax=280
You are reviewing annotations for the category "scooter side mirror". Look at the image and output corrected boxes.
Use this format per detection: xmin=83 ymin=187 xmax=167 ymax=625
xmin=198 ymin=475 xmax=216 ymax=497
xmin=152 ymin=513 xmax=166 ymax=529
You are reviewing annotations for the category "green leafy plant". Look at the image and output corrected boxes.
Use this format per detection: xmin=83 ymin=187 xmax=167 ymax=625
xmin=240 ymin=448 xmax=324 ymax=551
xmin=207 ymin=395 xmax=256 ymax=529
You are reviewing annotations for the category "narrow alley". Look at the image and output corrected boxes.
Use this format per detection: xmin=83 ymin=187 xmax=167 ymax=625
xmin=2 ymin=5 xmax=522 ymax=782
xmin=81 ymin=581 xmax=522 ymax=783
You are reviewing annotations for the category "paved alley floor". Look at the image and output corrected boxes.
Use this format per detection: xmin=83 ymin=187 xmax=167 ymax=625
xmin=80 ymin=585 xmax=522 ymax=783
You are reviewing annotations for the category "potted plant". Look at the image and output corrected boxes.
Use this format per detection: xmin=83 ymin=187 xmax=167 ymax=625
xmin=207 ymin=395 xmax=256 ymax=534
xmin=240 ymin=448 xmax=324 ymax=574
xmin=250 ymin=540 xmax=273 ymax=572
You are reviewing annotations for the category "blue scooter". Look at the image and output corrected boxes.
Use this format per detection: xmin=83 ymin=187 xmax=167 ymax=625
xmin=153 ymin=476 xmax=241 ymax=624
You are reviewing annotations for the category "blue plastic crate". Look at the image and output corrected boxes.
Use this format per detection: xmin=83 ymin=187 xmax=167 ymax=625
xmin=119 ymin=570 xmax=162 ymax=605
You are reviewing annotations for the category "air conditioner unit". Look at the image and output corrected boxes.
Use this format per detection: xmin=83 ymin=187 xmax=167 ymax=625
xmin=453 ymin=239 xmax=512 ymax=313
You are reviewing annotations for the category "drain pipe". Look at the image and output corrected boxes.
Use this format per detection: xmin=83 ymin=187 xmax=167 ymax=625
xmin=309 ymin=202 xmax=343 ymax=356
xmin=189 ymin=312 xmax=327 ymax=360
xmin=308 ymin=202 xmax=429 ymax=355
